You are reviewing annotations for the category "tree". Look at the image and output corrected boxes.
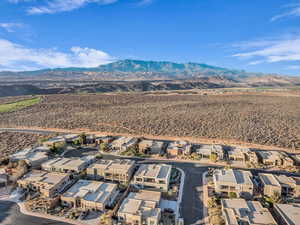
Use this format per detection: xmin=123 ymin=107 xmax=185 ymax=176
xmin=208 ymin=197 xmax=217 ymax=208
xmin=99 ymin=142 xmax=108 ymax=152
xmin=229 ymin=192 xmax=237 ymax=199
xmin=210 ymin=153 xmax=218 ymax=162
xmin=99 ymin=213 xmax=113 ymax=225
xmin=73 ymin=139 xmax=81 ymax=146
xmin=79 ymin=133 xmax=87 ymax=145
xmin=269 ymin=191 xmax=282 ymax=204
xmin=38 ymin=137 xmax=48 ymax=145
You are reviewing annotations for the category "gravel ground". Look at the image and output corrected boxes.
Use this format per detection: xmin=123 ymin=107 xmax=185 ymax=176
xmin=0 ymin=132 xmax=50 ymax=159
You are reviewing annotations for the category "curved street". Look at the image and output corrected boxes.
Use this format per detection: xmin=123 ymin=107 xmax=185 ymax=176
xmin=0 ymin=200 xmax=72 ymax=225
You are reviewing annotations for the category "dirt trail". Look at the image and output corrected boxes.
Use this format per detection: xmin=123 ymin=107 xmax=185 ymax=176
xmin=2 ymin=126 xmax=298 ymax=153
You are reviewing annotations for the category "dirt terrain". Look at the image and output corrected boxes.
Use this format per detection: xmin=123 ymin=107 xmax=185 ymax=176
xmin=0 ymin=91 xmax=299 ymax=150
xmin=0 ymin=132 xmax=50 ymax=160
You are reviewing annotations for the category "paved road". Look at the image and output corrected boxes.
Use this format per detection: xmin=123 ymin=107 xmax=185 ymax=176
xmin=2 ymin=128 xmax=300 ymax=224
xmin=109 ymin=156 xmax=210 ymax=225
xmin=0 ymin=128 xmax=62 ymax=135
xmin=0 ymin=201 xmax=72 ymax=225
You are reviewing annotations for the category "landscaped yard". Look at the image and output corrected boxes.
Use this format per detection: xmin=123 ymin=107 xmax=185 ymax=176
xmin=0 ymin=97 xmax=41 ymax=113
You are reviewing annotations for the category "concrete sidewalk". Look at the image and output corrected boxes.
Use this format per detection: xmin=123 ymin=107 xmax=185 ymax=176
xmin=17 ymin=202 xmax=86 ymax=225
xmin=202 ymin=172 xmax=209 ymax=225
xmin=175 ymin=167 xmax=185 ymax=225
xmin=1 ymin=190 xmax=86 ymax=225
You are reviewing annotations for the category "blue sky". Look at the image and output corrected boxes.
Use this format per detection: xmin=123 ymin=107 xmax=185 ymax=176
xmin=0 ymin=0 xmax=300 ymax=75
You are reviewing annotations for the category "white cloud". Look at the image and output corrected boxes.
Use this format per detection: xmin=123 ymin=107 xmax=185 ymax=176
xmin=233 ymin=37 xmax=300 ymax=64
xmin=271 ymin=4 xmax=300 ymax=21
xmin=26 ymin=0 xmax=117 ymax=14
xmin=0 ymin=23 xmax=23 ymax=32
xmin=0 ymin=39 xmax=115 ymax=71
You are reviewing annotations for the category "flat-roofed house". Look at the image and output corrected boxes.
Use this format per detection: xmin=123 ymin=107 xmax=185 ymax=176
xmin=63 ymin=134 xmax=80 ymax=144
xmin=276 ymin=175 xmax=299 ymax=198
xmin=61 ymin=179 xmax=118 ymax=211
xmin=227 ymin=147 xmax=258 ymax=163
xmin=95 ymin=135 xmax=114 ymax=145
xmin=259 ymin=173 xmax=300 ymax=198
xmin=43 ymin=134 xmax=81 ymax=147
xmin=274 ymin=203 xmax=300 ymax=225
xmin=43 ymin=136 xmax=66 ymax=148
xmin=86 ymin=159 xmax=135 ymax=183
xmin=138 ymin=140 xmax=164 ymax=155
xmin=133 ymin=164 xmax=172 ymax=191
xmin=258 ymin=173 xmax=282 ymax=197
xmin=293 ymin=177 xmax=300 ymax=198
xmin=221 ymin=199 xmax=277 ymax=225
xmin=257 ymin=151 xmax=294 ymax=167
xmin=10 ymin=147 xmax=49 ymax=167
xmin=109 ymin=137 xmax=139 ymax=152
xmin=291 ymin=154 xmax=300 ymax=166
xmin=195 ymin=144 xmax=224 ymax=161
xmin=17 ymin=170 xmax=71 ymax=198
xmin=42 ymin=156 xmax=96 ymax=173
xmin=118 ymin=190 xmax=161 ymax=225
xmin=213 ymin=169 xmax=254 ymax=199
xmin=166 ymin=141 xmax=192 ymax=157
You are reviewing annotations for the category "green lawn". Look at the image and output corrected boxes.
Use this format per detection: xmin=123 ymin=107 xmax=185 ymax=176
xmin=0 ymin=97 xmax=41 ymax=113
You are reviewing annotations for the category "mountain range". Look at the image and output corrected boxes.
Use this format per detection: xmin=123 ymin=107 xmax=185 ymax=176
xmin=0 ymin=60 xmax=299 ymax=97
xmin=0 ymin=59 xmax=264 ymax=80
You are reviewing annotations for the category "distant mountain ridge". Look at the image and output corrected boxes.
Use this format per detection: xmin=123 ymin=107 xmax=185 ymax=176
xmin=0 ymin=59 xmax=262 ymax=80
xmin=0 ymin=60 xmax=299 ymax=97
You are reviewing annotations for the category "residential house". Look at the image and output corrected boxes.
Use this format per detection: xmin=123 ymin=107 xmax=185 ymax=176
xmin=86 ymin=159 xmax=135 ymax=183
xmin=257 ymin=151 xmax=294 ymax=167
xmin=166 ymin=141 xmax=192 ymax=157
xmin=273 ymin=203 xmax=300 ymax=225
xmin=118 ymin=190 xmax=161 ymax=225
xmin=221 ymin=199 xmax=277 ymax=225
xmin=213 ymin=169 xmax=254 ymax=199
xmin=10 ymin=147 xmax=49 ymax=167
xmin=291 ymin=154 xmax=300 ymax=166
xmin=109 ymin=137 xmax=139 ymax=153
xmin=43 ymin=134 xmax=80 ymax=147
xmin=138 ymin=140 xmax=164 ymax=155
xmin=227 ymin=147 xmax=258 ymax=164
xmin=95 ymin=135 xmax=114 ymax=145
xmin=61 ymin=179 xmax=118 ymax=211
xmin=259 ymin=173 xmax=300 ymax=198
xmin=42 ymin=156 xmax=96 ymax=173
xmin=133 ymin=164 xmax=172 ymax=191
xmin=195 ymin=144 xmax=224 ymax=161
xmin=17 ymin=170 xmax=71 ymax=198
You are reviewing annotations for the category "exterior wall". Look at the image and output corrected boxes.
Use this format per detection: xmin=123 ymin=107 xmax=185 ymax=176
xmin=228 ymin=154 xmax=245 ymax=161
xmin=118 ymin=211 xmax=160 ymax=225
xmin=61 ymin=186 xmax=118 ymax=211
xmin=167 ymin=148 xmax=181 ymax=157
xmin=86 ymin=165 xmax=135 ymax=183
xmin=18 ymin=174 xmax=71 ymax=198
xmin=147 ymin=214 xmax=161 ymax=225
xmin=294 ymin=185 xmax=300 ymax=198
xmin=214 ymin=182 xmax=253 ymax=199
xmin=139 ymin=142 xmax=151 ymax=153
xmin=262 ymin=184 xmax=282 ymax=197
xmin=273 ymin=205 xmax=290 ymax=225
xmin=118 ymin=213 xmax=142 ymax=225
xmin=134 ymin=173 xmax=170 ymax=191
